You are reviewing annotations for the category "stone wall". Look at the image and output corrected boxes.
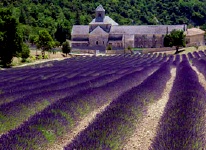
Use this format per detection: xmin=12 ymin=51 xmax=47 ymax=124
xmin=72 ymin=43 xmax=89 ymax=48
xmin=186 ymin=34 xmax=205 ymax=46
xmin=134 ymin=34 xmax=164 ymax=48
xmin=89 ymin=34 xmax=109 ymax=47
xmin=72 ymin=35 xmax=89 ymax=41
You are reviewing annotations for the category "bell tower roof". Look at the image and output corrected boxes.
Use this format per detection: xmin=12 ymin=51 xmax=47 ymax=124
xmin=95 ymin=5 xmax=105 ymax=22
xmin=95 ymin=5 xmax=105 ymax=12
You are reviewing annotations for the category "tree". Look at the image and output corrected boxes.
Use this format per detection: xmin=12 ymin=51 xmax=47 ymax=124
xmin=35 ymin=30 xmax=55 ymax=57
xmin=126 ymin=46 xmax=134 ymax=54
xmin=0 ymin=8 xmax=24 ymax=67
xmin=20 ymin=43 xmax=30 ymax=62
xmin=62 ymin=41 xmax=71 ymax=56
xmin=164 ymin=29 xmax=186 ymax=54
xmin=54 ymin=24 xmax=66 ymax=44
xmin=106 ymin=44 xmax=112 ymax=50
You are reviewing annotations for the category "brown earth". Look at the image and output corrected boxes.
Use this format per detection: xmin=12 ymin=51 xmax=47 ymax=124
xmin=44 ymin=103 xmax=110 ymax=150
xmin=123 ymin=68 xmax=176 ymax=150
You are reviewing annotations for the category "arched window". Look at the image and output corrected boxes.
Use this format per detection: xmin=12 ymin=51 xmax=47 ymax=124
xmin=96 ymin=41 xmax=98 ymax=45
xmin=98 ymin=13 xmax=101 ymax=17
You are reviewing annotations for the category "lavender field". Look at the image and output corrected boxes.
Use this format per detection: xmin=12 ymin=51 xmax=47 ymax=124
xmin=0 ymin=51 xmax=206 ymax=150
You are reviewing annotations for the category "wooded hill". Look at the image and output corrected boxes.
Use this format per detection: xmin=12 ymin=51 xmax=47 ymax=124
xmin=1 ymin=0 xmax=206 ymax=41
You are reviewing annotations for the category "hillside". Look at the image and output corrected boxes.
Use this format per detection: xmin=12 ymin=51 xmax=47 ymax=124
xmin=1 ymin=0 xmax=206 ymax=41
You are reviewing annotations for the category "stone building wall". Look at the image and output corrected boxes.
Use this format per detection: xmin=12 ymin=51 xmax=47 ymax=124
xmin=134 ymin=34 xmax=164 ymax=48
xmin=89 ymin=34 xmax=109 ymax=47
xmin=72 ymin=42 xmax=89 ymax=48
xmin=186 ymin=34 xmax=205 ymax=46
xmin=72 ymin=35 xmax=89 ymax=41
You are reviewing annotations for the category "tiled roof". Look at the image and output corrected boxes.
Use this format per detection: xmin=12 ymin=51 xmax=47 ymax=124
xmin=110 ymin=25 xmax=186 ymax=35
xmin=72 ymin=25 xmax=187 ymax=36
xmin=90 ymin=26 xmax=108 ymax=35
xmin=187 ymin=28 xmax=205 ymax=36
xmin=96 ymin=5 xmax=105 ymax=11
xmin=89 ymin=16 xmax=118 ymax=25
xmin=71 ymin=25 xmax=89 ymax=35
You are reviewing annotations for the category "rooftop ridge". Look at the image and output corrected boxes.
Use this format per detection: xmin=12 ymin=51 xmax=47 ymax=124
xmin=96 ymin=5 xmax=105 ymax=11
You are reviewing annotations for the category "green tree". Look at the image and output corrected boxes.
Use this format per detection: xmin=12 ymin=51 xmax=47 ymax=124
xmin=55 ymin=24 xmax=66 ymax=44
xmin=20 ymin=43 xmax=30 ymax=62
xmin=62 ymin=41 xmax=71 ymax=56
xmin=106 ymin=44 xmax=112 ymax=50
xmin=35 ymin=30 xmax=55 ymax=57
xmin=0 ymin=8 xmax=24 ymax=67
xmin=164 ymin=29 xmax=186 ymax=54
xmin=29 ymin=34 xmax=38 ymax=45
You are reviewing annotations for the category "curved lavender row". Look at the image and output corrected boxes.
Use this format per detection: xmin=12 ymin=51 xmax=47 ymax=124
xmin=65 ymin=62 xmax=171 ymax=150
xmin=0 ymin=55 xmax=148 ymax=90
xmin=0 ymin=68 xmax=134 ymax=135
xmin=0 ymin=56 xmax=151 ymax=98
xmin=192 ymin=58 xmax=206 ymax=80
xmin=0 ymin=62 xmax=157 ymax=133
xmin=181 ymin=54 xmax=188 ymax=61
xmin=0 ymin=64 xmax=159 ymax=149
xmin=0 ymin=75 xmax=100 ymax=105
xmin=187 ymin=52 xmax=194 ymax=60
xmin=193 ymin=51 xmax=201 ymax=58
xmin=0 ymin=68 xmax=75 ymax=90
xmin=0 ymin=54 xmax=150 ymax=96
xmin=167 ymin=55 xmax=174 ymax=64
xmin=173 ymin=54 xmax=181 ymax=66
xmin=150 ymin=60 xmax=206 ymax=150
xmin=0 ymin=67 xmax=67 ymax=83
xmin=198 ymin=50 xmax=206 ymax=57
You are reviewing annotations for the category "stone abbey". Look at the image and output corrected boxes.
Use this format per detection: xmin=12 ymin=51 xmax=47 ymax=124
xmin=71 ymin=5 xmax=205 ymax=51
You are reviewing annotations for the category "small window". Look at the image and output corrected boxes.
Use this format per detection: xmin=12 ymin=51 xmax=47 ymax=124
xmin=103 ymin=41 xmax=104 ymax=44
xmin=98 ymin=13 xmax=101 ymax=17
xmin=96 ymin=41 xmax=98 ymax=45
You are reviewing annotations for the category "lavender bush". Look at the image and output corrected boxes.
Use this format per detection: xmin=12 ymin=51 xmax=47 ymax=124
xmin=65 ymin=62 xmax=172 ymax=150
xmin=0 ymin=64 xmax=159 ymax=149
xmin=150 ymin=60 xmax=206 ymax=150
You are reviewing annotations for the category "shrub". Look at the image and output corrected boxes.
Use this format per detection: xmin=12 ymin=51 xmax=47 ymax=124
xmin=106 ymin=45 xmax=112 ymax=50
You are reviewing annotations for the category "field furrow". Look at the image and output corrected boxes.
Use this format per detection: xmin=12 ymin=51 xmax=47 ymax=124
xmin=123 ymin=68 xmax=176 ymax=150
xmin=150 ymin=60 xmax=206 ymax=150
xmin=45 ymin=103 xmax=110 ymax=150
xmin=65 ymin=62 xmax=171 ymax=150
xmin=0 ymin=59 xmax=159 ymax=149
xmin=1 ymin=52 xmax=205 ymax=150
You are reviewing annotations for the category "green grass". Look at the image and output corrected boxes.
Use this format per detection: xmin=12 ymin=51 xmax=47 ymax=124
xmin=0 ymin=100 xmax=50 ymax=135
xmin=132 ymin=48 xmax=145 ymax=51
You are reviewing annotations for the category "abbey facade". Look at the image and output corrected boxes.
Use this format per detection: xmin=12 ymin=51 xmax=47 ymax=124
xmin=71 ymin=5 xmax=205 ymax=51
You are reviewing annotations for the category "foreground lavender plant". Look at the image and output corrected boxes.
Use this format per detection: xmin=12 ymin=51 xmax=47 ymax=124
xmin=65 ymin=62 xmax=171 ymax=150
xmin=192 ymin=58 xmax=206 ymax=80
xmin=193 ymin=51 xmax=201 ymax=58
xmin=150 ymin=60 xmax=206 ymax=150
xmin=187 ymin=52 xmax=194 ymax=60
xmin=173 ymin=54 xmax=181 ymax=66
xmin=0 ymin=64 xmax=159 ymax=149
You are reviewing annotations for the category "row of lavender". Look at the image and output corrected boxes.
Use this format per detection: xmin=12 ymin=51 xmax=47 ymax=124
xmin=0 ymin=53 xmax=167 ymax=148
xmin=64 ymin=51 xmax=205 ymax=149
xmin=0 ymin=53 xmax=162 ymax=85
xmin=150 ymin=60 xmax=206 ymax=149
xmin=1 ymin=51 xmax=205 ymax=149
xmin=65 ymin=52 xmax=206 ymax=149
xmin=0 ymin=53 xmax=166 ymax=108
xmin=0 ymin=65 xmax=159 ymax=149
xmin=65 ymin=62 xmax=172 ymax=149
xmin=0 ymin=53 xmax=162 ymax=101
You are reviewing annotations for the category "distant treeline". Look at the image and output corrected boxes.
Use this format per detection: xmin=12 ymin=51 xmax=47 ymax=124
xmin=1 ymin=0 xmax=206 ymax=42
